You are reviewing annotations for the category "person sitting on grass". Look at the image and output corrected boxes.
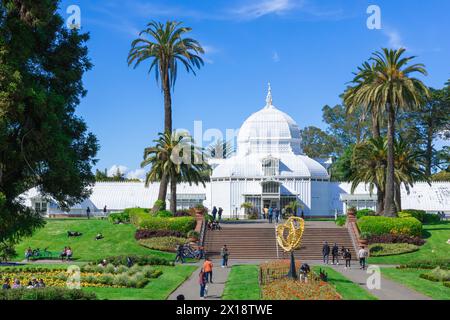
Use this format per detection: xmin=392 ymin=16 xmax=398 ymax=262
xmin=12 ymin=278 xmax=21 ymax=289
xmin=95 ymin=233 xmax=104 ymax=240
xmin=60 ymin=247 xmax=68 ymax=261
xmin=26 ymin=281 xmax=34 ymax=289
xmin=25 ymin=247 xmax=33 ymax=261
xmin=2 ymin=278 xmax=11 ymax=290
xmin=38 ymin=279 xmax=46 ymax=288
xmin=65 ymin=247 xmax=73 ymax=261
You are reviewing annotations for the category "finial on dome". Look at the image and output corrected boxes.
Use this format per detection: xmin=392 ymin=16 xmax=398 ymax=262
xmin=265 ymin=82 xmax=273 ymax=108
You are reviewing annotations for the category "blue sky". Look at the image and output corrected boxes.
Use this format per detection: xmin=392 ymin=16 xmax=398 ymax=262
xmin=59 ymin=0 xmax=450 ymax=178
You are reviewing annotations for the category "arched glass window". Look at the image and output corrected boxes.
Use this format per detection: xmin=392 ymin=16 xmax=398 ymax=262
xmin=262 ymin=157 xmax=279 ymax=176
xmin=262 ymin=181 xmax=280 ymax=194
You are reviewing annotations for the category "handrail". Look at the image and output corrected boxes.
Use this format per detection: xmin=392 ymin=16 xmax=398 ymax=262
xmin=199 ymin=216 xmax=207 ymax=248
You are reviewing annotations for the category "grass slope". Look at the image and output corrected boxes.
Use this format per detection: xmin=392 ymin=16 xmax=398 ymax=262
xmin=381 ymin=268 xmax=450 ymax=300
xmin=313 ymin=266 xmax=377 ymax=300
xmin=83 ymin=265 xmax=197 ymax=300
xmin=222 ymin=265 xmax=261 ymax=300
xmin=368 ymin=222 xmax=450 ymax=265
xmin=15 ymin=219 xmax=175 ymax=262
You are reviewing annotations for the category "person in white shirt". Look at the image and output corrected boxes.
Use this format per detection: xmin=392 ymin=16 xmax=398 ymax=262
xmin=358 ymin=246 xmax=368 ymax=270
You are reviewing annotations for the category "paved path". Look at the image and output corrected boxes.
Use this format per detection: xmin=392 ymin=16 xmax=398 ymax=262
xmin=168 ymin=260 xmax=231 ymax=300
xmin=326 ymin=263 xmax=432 ymax=300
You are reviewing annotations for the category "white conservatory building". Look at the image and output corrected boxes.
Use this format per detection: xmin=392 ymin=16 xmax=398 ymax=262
xmin=22 ymin=87 xmax=450 ymax=217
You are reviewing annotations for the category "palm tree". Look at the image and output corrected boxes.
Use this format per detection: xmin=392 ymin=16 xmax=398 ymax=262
xmin=347 ymin=48 xmax=429 ymax=216
xmin=351 ymin=138 xmax=387 ymax=213
xmin=207 ymin=139 xmax=234 ymax=159
xmin=351 ymin=137 xmax=428 ymax=213
xmin=128 ymin=21 xmax=204 ymax=210
xmin=141 ymin=132 xmax=210 ymax=213
xmin=393 ymin=137 xmax=428 ymax=211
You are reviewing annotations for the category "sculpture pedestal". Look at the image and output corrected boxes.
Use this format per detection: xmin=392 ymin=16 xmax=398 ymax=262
xmin=287 ymin=251 xmax=298 ymax=280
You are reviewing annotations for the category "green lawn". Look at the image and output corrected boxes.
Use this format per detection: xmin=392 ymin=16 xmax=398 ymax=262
xmin=381 ymin=268 xmax=450 ymax=300
xmin=313 ymin=266 xmax=377 ymax=300
xmin=83 ymin=265 xmax=197 ymax=300
xmin=222 ymin=265 xmax=261 ymax=300
xmin=14 ymin=219 xmax=175 ymax=262
xmin=368 ymin=222 xmax=450 ymax=265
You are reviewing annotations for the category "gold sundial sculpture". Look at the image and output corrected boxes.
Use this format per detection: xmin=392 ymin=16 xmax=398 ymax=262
xmin=276 ymin=216 xmax=305 ymax=279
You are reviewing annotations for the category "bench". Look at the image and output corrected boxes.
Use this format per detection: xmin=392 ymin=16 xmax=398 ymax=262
xmin=29 ymin=250 xmax=62 ymax=261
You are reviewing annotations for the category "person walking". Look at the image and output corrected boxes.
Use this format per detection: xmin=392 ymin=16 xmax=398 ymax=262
xmin=199 ymin=268 xmax=207 ymax=299
xmin=212 ymin=206 xmax=218 ymax=221
xmin=86 ymin=206 xmax=91 ymax=219
xmin=274 ymin=207 xmax=280 ymax=223
xmin=103 ymin=205 xmax=107 ymax=214
xmin=263 ymin=207 xmax=268 ymax=220
xmin=322 ymin=241 xmax=330 ymax=264
xmin=218 ymin=207 xmax=223 ymax=221
xmin=358 ymin=246 xmax=368 ymax=270
xmin=331 ymin=243 xmax=339 ymax=265
xmin=221 ymin=245 xmax=229 ymax=268
xmin=203 ymin=258 xmax=213 ymax=283
xmin=175 ymin=244 xmax=185 ymax=264
xmin=344 ymin=249 xmax=352 ymax=269
xmin=268 ymin=207 xmax=273 ymax=223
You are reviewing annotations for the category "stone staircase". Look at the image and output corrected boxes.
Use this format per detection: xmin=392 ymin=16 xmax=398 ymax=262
xmin=204 ymin=222 xmax=357 ymax=261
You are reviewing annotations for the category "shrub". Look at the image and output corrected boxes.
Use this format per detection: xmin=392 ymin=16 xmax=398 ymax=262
xmin=335 ymin=216 xmax=346 ymax=226
xmin=369 ymin=243 xmax=420 ymax=257
xmin=153 ymin=210 xmax=173 ymax=218
xmin=367 ymin=234 xmax=425 ymax=246
xmin=126 ymin=207 xmax=151 ymax=226
xmin=138 ymin=237 xmax=187 ymax=252
xmin=187 ymin=230 xmax=200 ymax=239
xmin=108 ymin=211 xmax=130 ymax=224
xmin=0 ymin=288 xmax=97 ymax=300
xmin=135 ymin=229 xmax=185 ymax=240
xmin=399 ymin=259 xmax=450 ymax=270
xmin=139 ymin=216 xmax=196 ymax=234
xmin=423 ymin=213 xmax=441 ymax=224
xmin=398 ymin=209 xmax=425 ymax=222
xmin=356 ymin=208 xmax=376 ymax=219
xmin=92 ymin=255 xmax=174 ymax=267
xmin=357 ymin=216 xmax=422 ymax=237
xmin=419 ymin=267 xmax=450 ymax=282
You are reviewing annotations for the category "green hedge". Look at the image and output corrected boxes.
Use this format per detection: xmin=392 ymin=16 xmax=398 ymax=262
xmin=0 ymin=288 xmax=97 ymax=300
xmin=127 ymin=207 xmax=152 ymax=226
xmin=369 ymin=243 xmax=420 ymax=257
xmin=139 ymin=216 xmax=196 ymax=235
xmin=399 ymin=259 xmax=450 ymax=270
xmin=356 ymin=208 xmax=376 ymax=219
xmin=358 ymin=216 xmax=422 ymax=237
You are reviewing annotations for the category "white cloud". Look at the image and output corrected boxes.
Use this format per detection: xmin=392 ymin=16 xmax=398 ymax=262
xmin=107 ymin=165 xmax=129 ymax=177
xmin=272 ymin=51 xmax=280 ymax=62
xmin=384 ymin=29 xmax=405 ymax=49
xmin=233 ymin=0 xmax=298 ymax=20
xmin=126 ymin=169 xmax=146 ymax=180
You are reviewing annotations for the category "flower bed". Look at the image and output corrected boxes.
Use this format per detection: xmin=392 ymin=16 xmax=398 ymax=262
xmin=261 ymin=278 xmax=341 ymax=300
xmin=135 ymin=229 xmax=185 ymax=240
xmin=398 ymin=259 xmax=450 ymax=270
xmin=0 ymin=265 xmax=163 ymax=289
xmin=0 ymin=287 xmax=97 ymax=300
xmin=367 ymin=234 xmax=425 ymax=246
xmin=138 ymin=237 xmax=187 ymax=252
xmin=369 ymin=243 xmax=420 ymax=257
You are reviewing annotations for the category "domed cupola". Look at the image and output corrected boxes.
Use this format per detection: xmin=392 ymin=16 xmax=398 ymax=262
xmin=237 ymin=84 xmax=302 ymax=156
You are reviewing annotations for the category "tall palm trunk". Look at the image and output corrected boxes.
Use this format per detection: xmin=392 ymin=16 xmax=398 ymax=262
xmin=384 ymin=103 xmax=397 ymax=216
xmin=170 ymin=175 xmax=177 ymax=214
xmin=394 ymin=182 xmax=402 ymax=212
xmin=371 ymin=112 xmax=384 ymax=214
xmin=153 ymin=68 xmax=172 ymax=211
